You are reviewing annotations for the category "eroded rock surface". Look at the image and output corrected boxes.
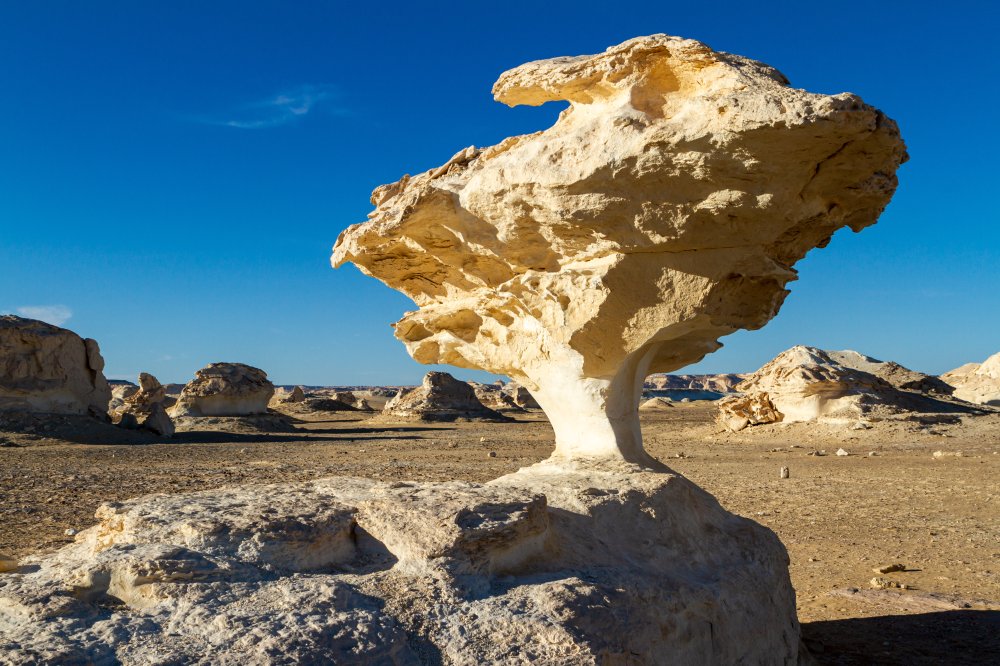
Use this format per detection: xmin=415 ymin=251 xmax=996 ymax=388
xmin=283 ymin=386 xmax=306 ymax=403
xmin=718 ymin=346 xmax=981 ymax=429
xmin=170 ymin=363 xmax=274 ymax=417
xmin=112 ymin=373 xmax=174 ymax=436
xmin=941 ymin=352 xmax=1000 ymax=406
xmin=470 ymin=382 xmax=523 ymax=412
xmin=0 ymin=316 xmax=111 ymax=417
xmin=381 ymin=372 xmax=509 ymax=422
xmin=332 ymin=34 xmax=907 ymax=462
xmin=0 ymin=463 xmax=798 ymax=664
xmin=502 ymin=381 xmax=540 ymax=409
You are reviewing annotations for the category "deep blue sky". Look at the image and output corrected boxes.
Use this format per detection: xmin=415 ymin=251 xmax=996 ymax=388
xmin=1 ymin=1 xmax=997 ymax=385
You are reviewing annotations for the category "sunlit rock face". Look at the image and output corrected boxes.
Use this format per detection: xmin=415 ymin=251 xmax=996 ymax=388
xmin=169 ymin=363 xmax=274 ymax=417
xmin=333 ymin=34 xmax=907 ymax=463
xmin=0 ymin=315 xmax=111 ymax=416
xmin=718 ymin=346 xmax=982 ymax=430
xmin=941 ymin=352 xmax=1000 ymax=406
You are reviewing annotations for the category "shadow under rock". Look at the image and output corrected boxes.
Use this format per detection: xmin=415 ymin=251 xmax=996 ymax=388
xmin=802 ymin=610 xmax=1000 ymax=665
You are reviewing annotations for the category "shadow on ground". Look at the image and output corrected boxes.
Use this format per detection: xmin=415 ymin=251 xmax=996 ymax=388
xmin=803 ymin=610 xmax=1000 ymax=665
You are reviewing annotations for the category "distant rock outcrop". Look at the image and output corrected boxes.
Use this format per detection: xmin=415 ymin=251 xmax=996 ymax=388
xmin=381 ymin=372 xmax=509 ymax=422
xmin=718 ymin=346 xmax=980 ymax=430
xmin=826 ymin=350 xmax=954 ymax=395
xmin=645 ymin=374 xmax=746 ymax=393
xmin=639 ymin=397 xmax=674 ymax=411
xmin=470 ymin=382 xmax=524 ymax=412
xmin=114 ymin=373 xmax=174 ymax=436
xmin=169 ymin=363 xmax=274 ymax=417
xmin=502 ymin=381 xmax=540 ymax=409
xmin=941 ymin=352 xmax=1000 ymax=406
xmin=283 ymin=386 xmax=306 ymax=403
xmin=0 ymin=315 xmax=111 ymax=417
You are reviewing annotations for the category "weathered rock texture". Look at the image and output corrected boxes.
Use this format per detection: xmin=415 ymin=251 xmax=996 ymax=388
xmin=287 ymin=386 xmax=305 ymax=402
xmin=0 ymin=315 xmax=111 ymax=417
xmin=169 ymin=363 xmax=274 ymax=417
xmin=718 ymin=346 xmax=979 ymax=429
xmin=381 ymin=372 xmax=509 ymax=422
xmin=332 ymin=34 xmax=907 ymax=462
xmin=113 ymin=373 xmax=174 ymax=436
xmin=502 ymin=381 xmax=540 ymax=409
xmin=826 ymin=350 xmax=954 ymax=396
xmin=0 ymin=462 xmax=798 ymax=664
xmin=470 ymin=382 xmax=524 ymax=411
xmin=941 ymin=352 xmax=1000 ymax=406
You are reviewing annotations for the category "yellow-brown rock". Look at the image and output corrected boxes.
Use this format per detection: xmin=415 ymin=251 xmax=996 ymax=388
xmin=332 ymin=35 xmax=907 ymax=463
xmin=0 ymin=315 xmax=111 ymax=416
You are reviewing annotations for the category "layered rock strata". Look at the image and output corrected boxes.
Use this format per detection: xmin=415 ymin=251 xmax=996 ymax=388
xmin=0 ymin=315 xmax=111 ymax=417
xmin=332 ymin=34 xmax=907 ymax=462
xmin=0 ymin=462 xmax=798 ymax=663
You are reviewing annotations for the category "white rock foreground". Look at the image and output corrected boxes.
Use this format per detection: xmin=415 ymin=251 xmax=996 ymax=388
xmin=0 ymin=462 xmax=797 ymax=664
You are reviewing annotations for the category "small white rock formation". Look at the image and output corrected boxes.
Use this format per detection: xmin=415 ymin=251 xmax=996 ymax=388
xmin=114 ymin=373 xmax=174 ymax=436
xmin=718 ymin=346 xmax=977 ymax=429
xmin=0 ymin=462 xmax=798 ymax=663
xmin=169 ymin=363 xmax=274 ymax=417
xmin=381 ymin=371 xmax=509 ymax=422
xmin=0 ymin=315 xmax=111 ymax=417
xmin=941 ymin=352 xmax=1000 ymax=406
xmin=639 ymin=397 xmax=674 ymax=411
xmin=332 ymin=34 xmax=906 ymax=463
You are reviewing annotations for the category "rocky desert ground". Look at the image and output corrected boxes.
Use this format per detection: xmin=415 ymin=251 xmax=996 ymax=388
xmin=2 ymin=402 xmax=998 ymax=664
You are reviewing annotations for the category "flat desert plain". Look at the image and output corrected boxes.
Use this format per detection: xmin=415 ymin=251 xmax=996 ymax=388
xmin=2 ymin=403 xmax=998 ymax=664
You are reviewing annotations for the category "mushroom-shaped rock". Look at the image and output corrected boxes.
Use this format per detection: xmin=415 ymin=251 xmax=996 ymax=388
xmin=0 ymin=315 xmax=111 ymax=416
xmin=169 ymin=363 xmax=274 ymax=417
xmin=333 ymin=34 xmax=907 ymax=463
xmin=381 ymin=371 xmax=509 ymax=422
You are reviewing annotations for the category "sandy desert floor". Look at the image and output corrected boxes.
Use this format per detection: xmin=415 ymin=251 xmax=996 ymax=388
xmin=1 ymin=403 xmax=998 ymax=665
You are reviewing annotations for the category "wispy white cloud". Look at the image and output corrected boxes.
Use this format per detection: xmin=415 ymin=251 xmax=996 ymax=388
xmin=15 ymin=305 xmax=73 ymax=326
xmin=198 ymin=84 xmax=341 ymax=129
